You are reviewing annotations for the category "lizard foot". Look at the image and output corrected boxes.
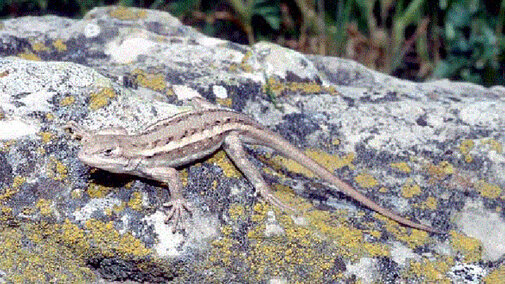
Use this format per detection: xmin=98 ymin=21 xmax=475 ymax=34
xmin=163 ymin=198 xmax=193 ymax=233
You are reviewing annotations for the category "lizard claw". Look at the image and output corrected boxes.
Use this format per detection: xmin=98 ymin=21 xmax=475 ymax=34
xmin=63 ymin=121 xmax=90 ymax=140
xmin=163 ymin=199 xmax=192 ymax=232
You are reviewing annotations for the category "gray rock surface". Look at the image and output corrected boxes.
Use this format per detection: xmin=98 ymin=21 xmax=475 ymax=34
xmin=0 ymin=6 xmax=504 ymax=283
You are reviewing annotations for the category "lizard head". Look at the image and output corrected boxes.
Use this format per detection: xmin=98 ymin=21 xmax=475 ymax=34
xmin=77 ymin=134 xmax=130 ymax=174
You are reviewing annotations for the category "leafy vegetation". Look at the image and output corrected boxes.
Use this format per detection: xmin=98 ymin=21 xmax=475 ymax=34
xmin=1 ymin=0 xmax=503 ymax=86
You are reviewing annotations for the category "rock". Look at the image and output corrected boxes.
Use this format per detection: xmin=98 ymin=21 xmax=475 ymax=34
xmin=0 ymin=6 xmax=504 ymax=283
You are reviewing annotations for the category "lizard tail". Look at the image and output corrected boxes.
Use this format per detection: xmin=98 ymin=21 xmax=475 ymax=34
xmin=244 ymin=127 xmax=443 ymax=234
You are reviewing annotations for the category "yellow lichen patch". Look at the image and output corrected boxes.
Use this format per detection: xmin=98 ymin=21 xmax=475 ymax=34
xmin=17 ymin=52 xmax=41 ymax=61
xmin=459 ymin=139 xmax=474 ymax=163
xmin=481 ymin=138 xmax=503 ymax=153
xmin=424 ymin=161 xmax=454 ymax=183
xmin=110 ymin=6 xmax=147 ymax=20
xmin=484 ymin=264 xmax=505 ymax=283
xmin=45 ymin=113 xmax=54 ymax=120
xmin=12 ymin=176 xmax=26 ymax=189
xmin=59 ymin=96 xmax=75 ymax=106
xmin=474 ymin=180 xmax=502 ymax=199
xmin=113 ymin=202 xmax=127 ymax=213
xmin=38 ymin=131 xmax=53 ymax=143
xmin=423 ymin=196 xmax=438 ymax=210
xmin=354 ymin=173 xmax=378 ymax=188
xmin=31 ymin=42 xmax=49 ymax=52
xmin=379 ymin=214 xmax=430 ymax=249
xmin=207 ymin=151 xmax=242 ymax=178
xmin=405 ymin=256 xmax=453 ymax=282
xmin=454 ymin=233 xmax=476 ymax=258
xmin=132 ymin=69 xmax=167 ymax=91
xmin=89 ymin=88 xmax=117 ymax=110
xmin=391 ymin=162 xmax=412 ymax=173
xmin=0 ymin=223 xmax=96 ymax=282
xmin=450 ymin=231 xmax=482 ymax=263
xmin=271 ymin=150 xmax=353 ymax=178
xmin=52 ymin=39 xmax=67 ymax=52
xmin=84 ymin=219 xmax=151 ymax=257
xmin=35 ymin=199 xmax=53 ymax=216
xmin=228 ymin=203 xmax=246 ymax=221
xmin=401 ymin=180 xmax=422 ymax=198
xmin=263 ymin=77 xmax=340 ymax=97
xmin=216 ymin=98 xmax=232 ymax=107
xmin=128 ymin=191 xmax=144 ymax=211
xmin=46 ymin=157 xmax=68 ymax=181
xmin=86 ymin=183 xmax=112 ymax=198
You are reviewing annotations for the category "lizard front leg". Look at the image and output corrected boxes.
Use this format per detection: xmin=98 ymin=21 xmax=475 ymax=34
xmin=142 ymin=166 xmax=192 ymax=232
xmin=223 ymin=133 xmax=295 ymax=213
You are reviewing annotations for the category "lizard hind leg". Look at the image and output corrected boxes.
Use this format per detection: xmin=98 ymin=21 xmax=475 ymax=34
xmin=223 ymin=133 xmax=296 ymax=214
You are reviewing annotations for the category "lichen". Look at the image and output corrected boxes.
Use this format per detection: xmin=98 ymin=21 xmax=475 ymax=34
xmin=52 ymin=39 xmax=67 ymax=52
xmin=36 ymin=199 xmax=53 ymax=217
xmin=128 ymin=191 xmax=144 ymax=211
xmin=17 ymin=52 xmax=41 ymax=61
xmin=354 ymin=173 xmax=378 ymax=188
xmin=401 ymin=180 xmax=422 ymax=198
xmin=89 ymin=88 xmax=117 ymax=110
xmin=46 ymin=157 xmax=68 ymax=181
xmin=207 ymin=150 xmax=242 ymax=178
xmin=405 ymin=256 xmax=453 ymax=282
xmin=38 ymin=131 xmax=53 ymax=143
xmin=86 ymin=183 xmax=113 ymax=198
xmin=484 ymin=264 xmax=505 ymax=283
xmin=474 ymin=180 xmax=502 ymax=199
xmin=390 ymin=162 xmax=412 ymax=173
xmin=458 ymin=139 xmax=474 ymax=163
xmin=109 ymin=6 xmax=147 ymax=20
xmin=132 ymin=69 xmax=167 ymax=91
xmin=450 ymin=231 xmax=482 ymax=263
xmin=59 ymin=96 xmax=75 ymax=106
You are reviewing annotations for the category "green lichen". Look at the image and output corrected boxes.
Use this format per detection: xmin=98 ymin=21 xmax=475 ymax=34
xmin=46 ymin=157 xmax=68 ymax=181
xmin=354 ymin=173 xmax=378 ymax=188
xmin=59 ymin=96 xmax=75 ymax=106
xmin=401 ymin=180 xmax=422 ymax=198
xmin=459 ymin=139 xmax=474 ymax=163
xmin=405 ymin=256 xmax=454 ymax=282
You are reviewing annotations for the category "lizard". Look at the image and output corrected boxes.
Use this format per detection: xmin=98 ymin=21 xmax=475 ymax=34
xmin=64 ymin=100 xmax=442 ymax=234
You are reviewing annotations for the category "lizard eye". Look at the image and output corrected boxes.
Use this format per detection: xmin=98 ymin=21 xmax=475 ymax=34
xmin=103 ymin=147 xmax=120 ymax=157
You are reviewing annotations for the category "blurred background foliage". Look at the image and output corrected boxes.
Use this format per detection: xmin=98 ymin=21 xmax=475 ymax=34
xmin=0 ymin=0 xmax=504 ymax=86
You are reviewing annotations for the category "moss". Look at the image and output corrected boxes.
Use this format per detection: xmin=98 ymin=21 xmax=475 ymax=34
xmin=474 ymin=180 xmax=502 ymax=199
xmin=484 ymin=264 xmax=505 ymax=283
xmin=52 ymin=39 xmax=67 ymax=52
xmin=390 ymin=162 xmax=412 ymax=173
xmin=354 ymin=173 xmax=378 ymax=188
xmin=128 ymin=191 xmax=144 ymax=211
xmin=109 ymin=6 xmax=147 ymax=20
xmin=401 ymin=180 xmax=422 ymax=198
xmin=89 ymin=88 xmax=117 ymax=110
xmin=132 ymin=69 xmax=167 ymax=91
xmin=458 ymin=139 xmax=474 ymax=163
xmin=59 ymin=96 xmax=75 ymax=106
xmin=450 ymin=231 xmax=482 ymax=263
